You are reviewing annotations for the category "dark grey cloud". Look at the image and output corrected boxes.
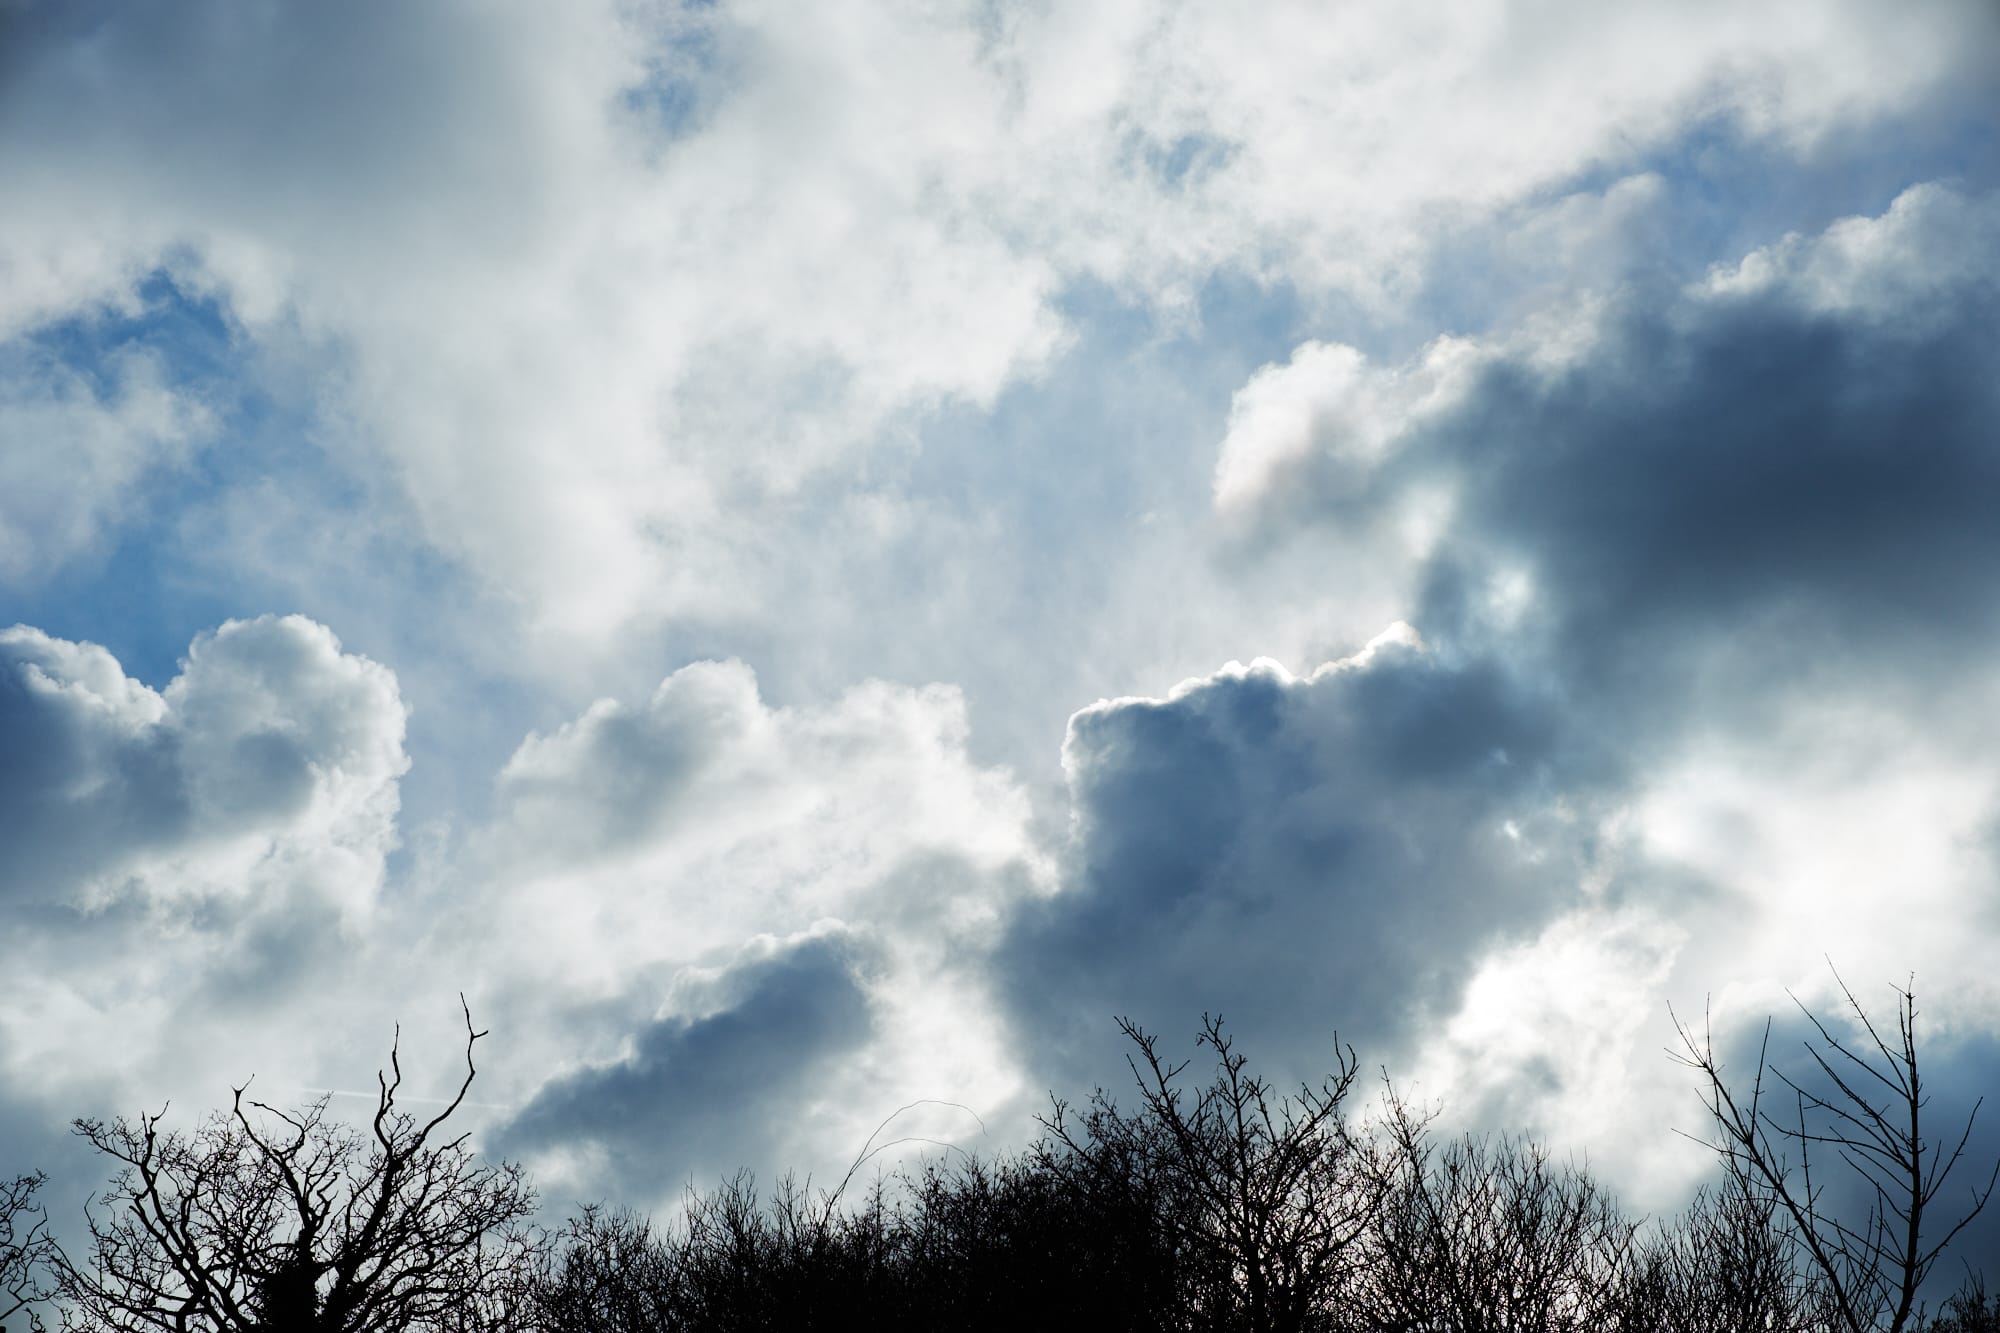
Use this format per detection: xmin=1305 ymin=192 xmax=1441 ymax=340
xmin=1000 ymin=635 xmax=1614 ymax=1089
xmin=497 ymin=930 xmax=877 ymax=1199
xmin=1300 ymin=186 xmax=2000 ymax=731
xmin=0 ymin=649 xmax=185 ymax=892
xmin=1427 ymin=317 xmax=1996 ymax=695
xmin=1000 ymin=184 xmax=2000 ymax=1117
xmin=1129 ymin=184 xmax=2000 ymax=1202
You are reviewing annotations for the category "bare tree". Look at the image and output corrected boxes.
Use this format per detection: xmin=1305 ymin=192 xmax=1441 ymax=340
xmin=1357 ymin=1092 xmax=1640 ymax=1333
xmin=1039 ymin=1014 xmax=1378 ymax=1333
xmin=1610 ymin=1178 xmax=1833 ymax=1333
xmin=1922 ymin=1272 xmax=2000 ymax=1333
xmin=1671 ymin=969 xmax=1999 ymax=1333
xmin=2 ymin=1171 xmax=56 ymax=1333
xmin=532 ymin=1207 xmax=679 ymax=1333
xmin=58 ymin=1000 xmax=541 ymax=1333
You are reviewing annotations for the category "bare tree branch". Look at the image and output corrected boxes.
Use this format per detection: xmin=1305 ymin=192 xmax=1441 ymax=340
xmin=2 ymin=1171 xmax=57 ymax=1333
xmin=56 ymin=1006 xmax=542 ymax=1333
xmin=1670 ymin=965 xmax=1998 ymax=1333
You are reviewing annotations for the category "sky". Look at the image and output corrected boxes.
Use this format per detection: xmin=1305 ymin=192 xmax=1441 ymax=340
xmin=5 ymin=0 xmax=2000 ymax=1248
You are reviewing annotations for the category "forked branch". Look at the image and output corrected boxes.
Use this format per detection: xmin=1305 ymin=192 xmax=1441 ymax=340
xmin=1671 ymin=965 xmax=1999 ymax=1333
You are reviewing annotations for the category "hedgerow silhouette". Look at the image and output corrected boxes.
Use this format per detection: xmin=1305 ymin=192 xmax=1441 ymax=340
xmin=7 ymin=971 xmax=1994 ymax=1332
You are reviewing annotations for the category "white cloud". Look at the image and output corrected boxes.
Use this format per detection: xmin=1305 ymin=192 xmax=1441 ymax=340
xmin=0 ymin=615 xmax=406 ymax=914
xmin=1213 ymin=182 xmax=2000 ymax=563
xmin=1403 ymin=904 xmax=1697 ymax=1207
xmin=0 ymin=615 xmax=412 ymax=1151
xmin=0 ymin=343 xmax=212 ymax=579
xmin=0 ymin=629 xmax=1039 ymax=1199
xmin=1212 ymin=338 xmax=1479 ymax=514
xmin=1404 ymin=685 xmax=2000 ymax=1215
xmin=1630 ymin=704 xmax=2000 ymax=1017
xmin=983 ymin=0 xmax=1991 ymax=301
xmin=473 ymin=657 xmax=1041 ymax=988
xmin=409 ymin=656 xmax=1048 ymax=1196
xmin=4 ymin=0 xmax=1991 ymax=647
xmin=1706 ymin=180 xmax=2000 ymax=326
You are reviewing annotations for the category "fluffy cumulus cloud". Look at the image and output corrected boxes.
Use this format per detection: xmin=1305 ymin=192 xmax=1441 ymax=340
xmin=0 ymin=616 xmax=409 ymax=1182
xmin=478 ymin=659 xmax=1042 ymax=977
xmin=1003 ymin=625 xmax=1622 ymax=1090
xmin=435 ymin=659 xmax=1043 ymax=1200
xmin=0 ymin=615 xmax=406 ymax=913
xmin=0 ymin=638 xmax=1035 ymax=1209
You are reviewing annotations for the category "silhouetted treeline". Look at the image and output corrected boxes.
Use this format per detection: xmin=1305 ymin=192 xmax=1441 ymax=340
xmin=6 ymin=980 xmax=1995 ymax=1331
xmin=533 ymin=1161 xmax=1976 ymax=1333
xmin=532 ymin=1008 xmax=1996 ymax=1333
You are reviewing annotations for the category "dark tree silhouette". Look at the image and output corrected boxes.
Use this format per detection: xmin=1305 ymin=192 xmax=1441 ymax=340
xmin=58 ymin=1001 xmax=540 ymax=1333
xmin=1038 ymin=1014 xmax=1377 ymax=1333
xmin=513 ymin=992 xmax=1994 ymax=1332
xmin=1609 ymin=1176 xmax=1832 ymax=1333
xmin=533 ymin=1157 xmax=1182 ymax=1333
xmin=2 ymin=1171 xmax=55 ymax=1333
xmin=657 ymin=1170 xmax=900 ymax=1330
xmin=1357 ymin=1094 xmax=1639 ymax=1332
xmin=1672 ymin=969 xmax=1999 ymax=1333
xmin=531 ymin=1207 xmax=678 ymax=1333
xmin=1924 ymin=1275 xmax=2000 ymax=1333
xmin=886 ymin=1150 xmax=1181 ymax=1330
